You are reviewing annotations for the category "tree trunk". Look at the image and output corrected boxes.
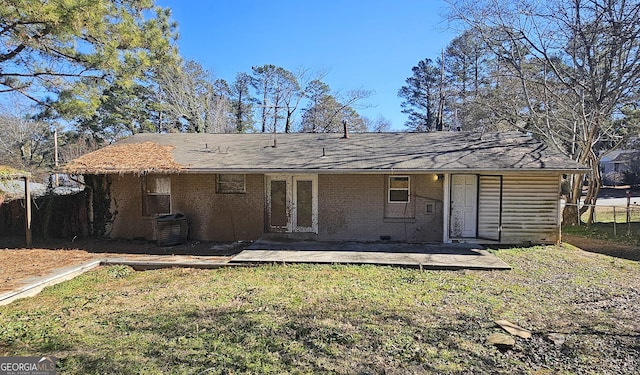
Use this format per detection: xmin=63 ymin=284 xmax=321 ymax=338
xmin=285 ymin=110 xmax=293 ymax=133
xmin=562 ymin=173 xmax=584 ymax=225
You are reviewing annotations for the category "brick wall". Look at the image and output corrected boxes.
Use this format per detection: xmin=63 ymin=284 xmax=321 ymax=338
xmin=109 ymin=174 xmax=152 ymax=239
xmin=171 ymin=174 xmax=264 ymax=241
xmin=107 ymin=172 xmax=444 ymax=243
xmin=108 ymin=173 xmax=264 ymax=242
xmin=318 ymin=174 xmax=444 ymax=242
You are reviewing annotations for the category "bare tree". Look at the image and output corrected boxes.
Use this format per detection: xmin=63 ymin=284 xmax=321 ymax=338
xmin=448 ymin=0 xmax=640 ymax=224
xmin=0 ymin=102 xmax=51 ymax=170
xmin=156 ymin=60 xmax=231 ymax=133
xmin=211 ymin=79 xmax=235 ymax=133
xmin=299 ymin=82 xmax=371 ymax=133
xmin=363 ymin=115 xmax=393 ymax=132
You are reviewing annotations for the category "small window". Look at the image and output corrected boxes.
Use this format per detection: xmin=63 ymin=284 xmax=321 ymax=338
xmin=389 ymin=176 xmax=409 ymax=203
xmin=143 ymin=175 xmax=171 ymax=216
xmin=217 ymin=174 xmax=246 ymax=194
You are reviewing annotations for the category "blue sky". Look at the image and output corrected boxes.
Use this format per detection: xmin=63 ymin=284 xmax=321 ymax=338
xmin=156 ymin=0 xmax=457 ymax=131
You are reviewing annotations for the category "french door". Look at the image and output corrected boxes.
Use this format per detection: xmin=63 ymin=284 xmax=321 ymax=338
xmin=266 ymin=174 xmax=318 ymax=233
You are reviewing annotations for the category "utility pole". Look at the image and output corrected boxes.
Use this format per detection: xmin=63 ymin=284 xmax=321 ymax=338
xmin=53 ymin=127 xmax=59 ymax=187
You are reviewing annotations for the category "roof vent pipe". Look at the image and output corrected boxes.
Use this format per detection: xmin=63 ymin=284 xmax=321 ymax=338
xmin=342 ymin=119 xmax=349 ymax=139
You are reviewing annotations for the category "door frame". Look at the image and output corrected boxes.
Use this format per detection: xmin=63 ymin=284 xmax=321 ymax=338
xmin=449 ymin=174 xmax=478 ymax=239
xmin=265 ymin=174 xmax=318 ymax=233
xmin=443 ymin=173 xmax=504 ymax=243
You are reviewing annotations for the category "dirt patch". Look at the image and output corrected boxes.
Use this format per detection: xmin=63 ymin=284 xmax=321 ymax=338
xmin=0 ymin=249 xmax=100 ymax=293
xmin=0 ymin=237 xmax=248 ymax=294
xmin=562 ymin=234 xmax=640 ymax=261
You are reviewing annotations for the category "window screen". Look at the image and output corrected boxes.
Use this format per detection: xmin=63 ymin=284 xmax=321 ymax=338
xmin=217 ymin=174 xmax=246 ymax=194
xmin=143 ymin=175 xmax=171 ymax=216
xmin=389 ymin=176 xmax=409 ymax=202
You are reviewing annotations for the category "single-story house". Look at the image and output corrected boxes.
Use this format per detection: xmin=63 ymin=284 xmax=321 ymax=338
xmin=63 ymin=131 xmax=585 ymax=245
xmin=601 ymin=149 xmax=638 ymax=174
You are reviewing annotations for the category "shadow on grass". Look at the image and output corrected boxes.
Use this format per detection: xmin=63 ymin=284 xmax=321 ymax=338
xmin=562 ymin=224 xmax=640 ymax=262
xmin=0 ymin=235 xmax=247 ymax=256
xmin=44 ymin=307 xmax=509 ymax=374
xmin=44 ymin=305 xmax=640 ymax=374
xmin=3 ymin=281 xmax=638 ymax=373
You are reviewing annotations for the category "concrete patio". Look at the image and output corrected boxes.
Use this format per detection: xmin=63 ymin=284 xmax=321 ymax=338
xmin=230 ymin=239 xmax=511 ymax=270
xmin=1 ymin=239 xmax=511 ymax=306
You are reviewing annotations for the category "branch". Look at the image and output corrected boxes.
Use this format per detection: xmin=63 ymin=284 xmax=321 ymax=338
xmin=1 ymin=71 xmax=103 ymax=79
xmin=0 ymin=44 xmax=26 ymax=62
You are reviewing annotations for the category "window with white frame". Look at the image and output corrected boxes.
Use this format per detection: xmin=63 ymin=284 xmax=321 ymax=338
xmin=142 ymin=175 xmax=171 ymax=216
xmin=217 ymin=174 xmax=246 ymax=194
xmin=388 ymin=176 xmax=410 ymax=202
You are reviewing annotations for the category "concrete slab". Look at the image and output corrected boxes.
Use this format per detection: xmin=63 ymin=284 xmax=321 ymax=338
xmin=103 ymin=254 xmax=237 ymax=270
xmin=0 ymin=254 xmax=235 ymax=305
xmin=0 ymin=260 xmax=102 ymax=306
xmin=0 ymin=241 xmax=508 ymax=307
xmin=231 ymin=240 xmax=511 ymax=270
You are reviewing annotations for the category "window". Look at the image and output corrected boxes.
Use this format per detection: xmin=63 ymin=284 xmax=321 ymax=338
xmin=217 ymin=174 xmax=246 ymax=194
xmin=143 ymin=175 xmax=171 ymax=216
xmin=388 ymin=176 xmax=410 ymax=202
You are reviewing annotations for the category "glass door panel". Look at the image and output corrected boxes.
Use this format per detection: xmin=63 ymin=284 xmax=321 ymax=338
xmin=270 ymin=180 xmax=288 ymax=227
xmin=296 ymin=180 xmax=313 ymax=228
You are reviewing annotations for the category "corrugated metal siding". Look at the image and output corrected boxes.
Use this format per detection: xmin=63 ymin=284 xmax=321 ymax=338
xmin=500 ymin=175 xmax=560 ymax=244
xmin=478 ymin=175 xmax=501 ymax=240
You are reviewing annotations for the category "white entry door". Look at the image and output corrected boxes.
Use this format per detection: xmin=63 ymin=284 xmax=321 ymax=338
xmin=266 ymin=175 xmax=318 ymax=233
xmin=450 ymin=174 xmax=477 ymax=238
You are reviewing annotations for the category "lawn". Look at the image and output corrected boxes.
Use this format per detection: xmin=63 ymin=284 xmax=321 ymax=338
xmin=1 ymin=245 xmax=639 ymax=374
xmin=563 ymin=222 xmax=640 ymax=248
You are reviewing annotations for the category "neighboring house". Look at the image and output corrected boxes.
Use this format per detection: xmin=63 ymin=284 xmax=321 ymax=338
xmin=601 ymin=149 xmax=638 ymax=174
xmin=600 ymin=149 xmax=640 ymax=186
xmin=0 ymin=179 xmax=47 ymax=201
xmin=64 ymin=131 xmax=585 ymax=245
xmin=0 ymin=166 xmax=32 ymax=204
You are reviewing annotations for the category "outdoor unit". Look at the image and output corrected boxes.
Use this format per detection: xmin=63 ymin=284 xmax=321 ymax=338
xmin=155 ymin=213 xmax=188 ymax=246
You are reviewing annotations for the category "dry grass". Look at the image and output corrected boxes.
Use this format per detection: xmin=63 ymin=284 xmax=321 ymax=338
xmin=62 ymin=142 xmax=182 ymax=175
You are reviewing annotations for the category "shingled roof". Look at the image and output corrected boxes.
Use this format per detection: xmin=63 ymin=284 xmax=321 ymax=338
xmin=63 ymin=131 xmax=586 ymax=174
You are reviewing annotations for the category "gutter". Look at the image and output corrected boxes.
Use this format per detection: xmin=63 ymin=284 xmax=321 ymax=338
xmin=180 ymin=168 xmax=589 ymax=174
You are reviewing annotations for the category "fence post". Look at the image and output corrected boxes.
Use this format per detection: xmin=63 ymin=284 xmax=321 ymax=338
xmin=613 ymin=206 xmax=617 ymax=236
xmin=627 ymin=191 xmax=631 ymax=236
xmin=23 ymin=176 xmax=32 ymax=247
xmin=577 ymin=202 xmax=580 ymax=226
